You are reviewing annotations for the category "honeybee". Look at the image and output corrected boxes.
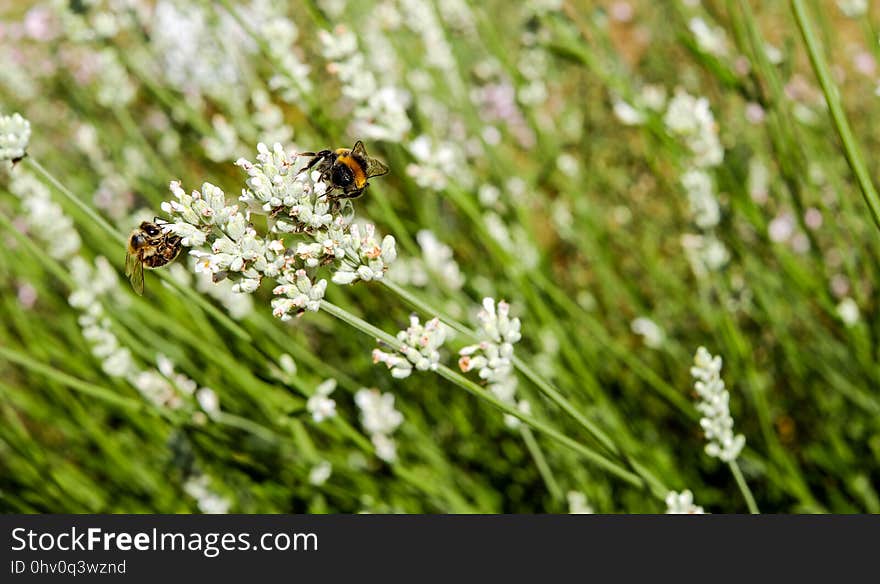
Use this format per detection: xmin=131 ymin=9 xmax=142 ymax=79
xmin=125 ymin=220 xmax=182 ymax=295
xmin=300 ymin=140 xmax=389 ymax=200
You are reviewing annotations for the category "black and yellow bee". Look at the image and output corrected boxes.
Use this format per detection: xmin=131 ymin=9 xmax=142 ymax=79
xmin=300 ymin=140 xmax=389 ymax=200
xmin=124 ymin=220 xmax=182 ymax=296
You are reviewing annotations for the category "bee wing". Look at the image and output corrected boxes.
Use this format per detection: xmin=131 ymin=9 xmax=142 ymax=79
xmin=125 ymin=250 xmax=145 ymax=296
xmin=365 ymin=156 xmax=390 ymax=178
xmin=351 ymin=140 xmax=368 ymax=158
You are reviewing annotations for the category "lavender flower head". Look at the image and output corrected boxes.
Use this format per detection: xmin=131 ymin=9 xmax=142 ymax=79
xmin=0 ymin=112 xmax=31 ymax=163
xmin=665 ymin=490 xmax=705 ymax=514
xmin=159 ymin=142 xmax=396 ymax=320
xmin=307 ymin=378 xmax=338 ymax=423
xmin=458 ymin=298 xmax=527 ymax=428
xmin=373 ymin=315 xmax=447 ymax=379
xmin=355 ymin=388 xmax=404 ymax=463
xmin=691 ymin=347 xmax=746 ymax=462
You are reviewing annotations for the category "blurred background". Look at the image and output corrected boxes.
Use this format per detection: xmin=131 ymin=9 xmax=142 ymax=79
xmin=0 ymin=0 xmax=878 ymax=513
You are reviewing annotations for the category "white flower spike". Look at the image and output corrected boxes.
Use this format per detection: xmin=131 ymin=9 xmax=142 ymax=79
xmin=691 ymin=347 xmax=746 ymax=462
xmin=0 ymin=112 xmax=31 ymax=163
xmin=373 ymin=315 xmax=446 ymax=379
xmin=355 ymin=388 xmax=404 ymax=463
xmin=665 ymin=490 xmax=705 ymax=514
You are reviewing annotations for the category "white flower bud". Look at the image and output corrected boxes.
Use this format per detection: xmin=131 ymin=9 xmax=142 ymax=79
xmin=0 ymin=112 xmax=31 ymax=162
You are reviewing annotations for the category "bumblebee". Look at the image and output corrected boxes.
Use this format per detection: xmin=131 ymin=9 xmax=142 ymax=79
xmin=300 ymin=140 xmax=389 ymax=200
xmin=125 ymin=220 xmax=182 ymax=296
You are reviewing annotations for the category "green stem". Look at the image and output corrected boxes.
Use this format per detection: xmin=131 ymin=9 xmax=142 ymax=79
xmin=729 ymin=460 xmax=760 ymax=514
xmin=25 ymin=158 xmax=125 ymax=244
xmin=520 ymin=426 xmax=563 ymax=502
xmin=791 ymin=0 xmax=880 ymax=232
xmin=0 ymin=346 xmax=151 ymax=414
xmin=213 ymin=412 xmax=281 ymax=444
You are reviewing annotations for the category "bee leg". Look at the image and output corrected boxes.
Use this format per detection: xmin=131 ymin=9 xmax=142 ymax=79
xmin=329 ymin=187 xmax=365 ymax=201
xmin=295 ymin=152 xmax=328 ymax=179
xmin=303 ymin=151 xmax=331 ymax=171
xmin=316 ymin=170 xmax=339 ymax=198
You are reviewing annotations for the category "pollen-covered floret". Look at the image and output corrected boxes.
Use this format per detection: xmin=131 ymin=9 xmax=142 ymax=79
xmin=372 ymin=315 xmax=446 ymax=379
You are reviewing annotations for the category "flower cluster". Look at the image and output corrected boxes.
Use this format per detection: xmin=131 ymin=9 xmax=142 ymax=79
xmin=837 ymin=0 xmax=867 ymax=18
xmin=405 ymin=135 xmax=462 ymax=191
xmin=0 ymin=112 xmax=31 ymax=163
xmin=309 ymin=460 xmax=332 ymax=486
xmin=183 ymin=474 xmax=231 ymax=514
xmin=202 ymin=114 xmax=245 ymax=163
xmin=94 ymin=49 xmax=135 ymax=108
xmin=681 ymin=169 xmax=721 ymax=230
xmin=631 ymin=317 xmax=665 ymax=349
xmin=610 ymin=84 xmax=667 ymax=127
xmin=69 ymin=256 xmax=136 ymax=379
xmin=665 ymin=490 xmax=705 ymax=514
xmin=664 ymin=89 xmax=724 ymax=168
xmin=399 ymin=0 xmax=459 ymax=81
xmin=681 ymin=233 xmax=730 ymax=278
xmin=330 ymin=223 xmax=398 ymax=284
xmin=567 ymin=491 xmax=594 ymax=514
xmin=355 ymin=388 xmax=404 ymax=463
xmin=150 ymin=1 xmax=249 ymax=101
xmin=517 ymin=2 xmax=557 ymax=106
xmin=688 ymin=17 xmax=729 ymax=58
xmin=272 ymin=270 xmax=328 ymax=320
xmin=415 ymin=230 xmax=464 ymax=290
xmin=9 ymin=172 xmax=81 ymax=259
xmin=458 ymin=298 xmax=527 ymax=428
xmin=690 ymin=347 xmax=746 ymax=462
xmin=262 ymin=16 xmax=312 ymax=104
xmin=164 ymin=179 xmax=283 ymax=295
xmin=663 ymin=89 xmax=729 ymax=278
xmin=319 ymin=25 xmax=411 ymax=141
xmin=237 ymin=142 xmax=334 ymax=231
xmin=306 ymin=378 xmax=337 ymax=423
xmin=388 ymin=230 xmax=464 ymax=291
xmin=159 ymin=142 xmax=396 ymax=320
xmin=836 ymin=297 xmax=860 ymax=327
xmin=133 ymin=355 xmax=218 ymax=417
xmin=373 ymin=315 xmax=446 ymax=379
